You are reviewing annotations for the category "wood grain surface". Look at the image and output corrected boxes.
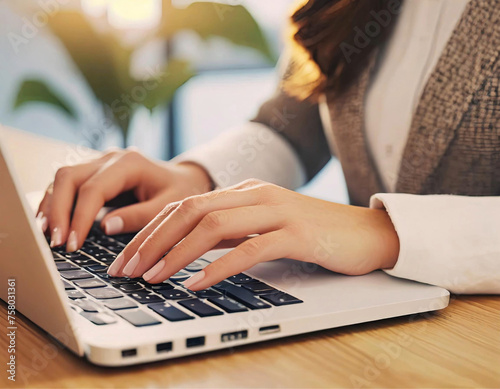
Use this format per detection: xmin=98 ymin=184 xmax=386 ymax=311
xmin=1 ymin=295 xmax=499 ymax=388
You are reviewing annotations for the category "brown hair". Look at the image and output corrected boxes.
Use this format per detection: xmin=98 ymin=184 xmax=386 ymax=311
xmin=285 ymin=0 xmax=404 ymax=100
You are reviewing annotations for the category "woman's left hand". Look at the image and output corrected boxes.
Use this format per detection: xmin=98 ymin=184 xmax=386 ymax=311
xmin=107 ymin=179 xmax=400 ymax=291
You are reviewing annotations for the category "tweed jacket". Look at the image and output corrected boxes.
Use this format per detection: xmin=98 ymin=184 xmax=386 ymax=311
xmin=252 ymin=0 xmax=500 ymax=207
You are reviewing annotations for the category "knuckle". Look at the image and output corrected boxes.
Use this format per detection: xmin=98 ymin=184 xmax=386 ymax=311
xmin=54 ymin=166 xmax=73 ymax=183
xmin=200 ymin=211 xmax=227 ymax=230
xmin=176 ymin=197 xmax=199 ymax=219
xmin=122 ymin=149 xmax=143 ymax=162
xmin=240 ymin=238 xmax=262 ymax=257
xmin=240 ymin=178 xmax=264 ymax=187
xmin=141 ymin=232 xmax=162 ymax=253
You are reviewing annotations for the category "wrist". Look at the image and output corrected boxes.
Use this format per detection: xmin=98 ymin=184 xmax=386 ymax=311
xmin=371 ymin=209 xmax=400 ymax=270
xmin=176 ymin=161 xmax=215 ymax=194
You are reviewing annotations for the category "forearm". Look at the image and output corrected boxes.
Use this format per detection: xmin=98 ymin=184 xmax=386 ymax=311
xmin=172 ymin=122 xmax=306 ymax=189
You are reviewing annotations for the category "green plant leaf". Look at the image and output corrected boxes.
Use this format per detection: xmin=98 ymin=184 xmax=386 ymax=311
xmin=141 ymin=59 xmax=195 ymax=111
xmin=159 ymin=2 xmax=276 ymax=63
xmin=48 ymin=11 xmax=135 ymax=111
xmin=13 ymin=79 xmax=76 ymax=119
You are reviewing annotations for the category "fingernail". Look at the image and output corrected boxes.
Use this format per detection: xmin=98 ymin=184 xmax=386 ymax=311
xmin=107 ymin=253 xmax=124 ymax=276
xmin=41 ymin=217 xmax=48 ymax=233
xmin=66 ymin=231 xmax=78 ymax=252
xmin=36 ymin=212 xmax=48 ymax=233
xmin=183 ymin=270 xmax=206 ymax=290
xmin=50 ymin=227 xmax=62 ymax=247
xmin=143 ymin=260 xmax=165 ymax=282
xmin=123 ymin=252 xmax=141 ymax=276
xmin=104 ymin=216 xmax=124 ymax=235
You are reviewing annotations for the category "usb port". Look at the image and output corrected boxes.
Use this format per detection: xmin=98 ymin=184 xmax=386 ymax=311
xmin=121 ymin=348 xmax=137 ymax=358
xmin=186 ymin=336 xmax=205 ymax=348
xmin=259 ymin=325 xmax=280 ymax=335
xmin=221 ymin=330 xmax=248 ymax=342
xmin=156 ymin=342 xmax=173 ymax=353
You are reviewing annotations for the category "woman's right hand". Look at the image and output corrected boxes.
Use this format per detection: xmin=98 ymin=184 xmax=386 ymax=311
xmin=37 ymin=149 xmax=213 ymax=252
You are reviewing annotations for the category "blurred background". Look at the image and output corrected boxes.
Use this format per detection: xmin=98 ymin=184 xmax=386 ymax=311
xmin=0 ymin=0 xmax=347 ymax=202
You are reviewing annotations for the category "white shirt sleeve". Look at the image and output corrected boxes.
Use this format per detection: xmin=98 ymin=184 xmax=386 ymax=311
xmin=370 ymin=193 xmax=500 ymax=294
xmin=171 ymin=122 xmax=306 ymax=190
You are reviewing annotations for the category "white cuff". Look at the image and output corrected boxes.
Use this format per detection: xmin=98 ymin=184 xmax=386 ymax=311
xmin=172 ymin=122 xmax=306 ymax=189
xmin=370 ymin=193 xmax=500 ymax=294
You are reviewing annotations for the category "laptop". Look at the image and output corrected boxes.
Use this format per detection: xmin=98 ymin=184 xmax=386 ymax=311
xmin=0 ymin=138 xmax=450 ymax=367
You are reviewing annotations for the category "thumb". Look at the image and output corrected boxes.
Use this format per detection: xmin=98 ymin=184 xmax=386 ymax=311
xmin=101 ymin=199 xmax=165 ymax=235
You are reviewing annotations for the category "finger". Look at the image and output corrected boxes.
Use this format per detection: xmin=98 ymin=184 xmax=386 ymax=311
xmin=101 ymin=196 xmax=168 ymax=235
xmin=118 ymin=187 xmax=265 ymax=277
xmin=185 ymin=230 xmax=288 ymax=290
xmin=133 ymin=205 xmax=283 ymax=279
xmin=107 ymin=201 xmax=181 ymax=276
xmin=66 ymin=154 xmax=142 ymax=251
xmin=36 ymin=183 xmax=53 ymax=233
xmin=48 ymin=164 xmax=99 ymax=247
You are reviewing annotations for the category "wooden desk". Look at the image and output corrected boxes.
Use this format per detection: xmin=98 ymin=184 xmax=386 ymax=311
xmin=1 ymin=128 xmax=499 ymax=388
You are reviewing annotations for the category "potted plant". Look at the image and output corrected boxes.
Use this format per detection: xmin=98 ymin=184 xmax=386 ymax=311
xmin=13 ymin=1 xmax=275 ymax=148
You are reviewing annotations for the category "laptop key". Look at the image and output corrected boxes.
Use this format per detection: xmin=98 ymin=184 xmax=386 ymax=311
xmin=84 ymin=264 xmax=108 ymax=273
xmin=195 ymin=289 xmax=221 ymax=298
xmin=104 ymin=298 xmax=138 ymax=310
xmin=67 ymin=290 xmax=86 ymax=299
xmin=146 ymin=282 xmax=175 ymax=291
xmin=158 ymin=289 xmax=191 ymax=300
xmin=208 ymin=295 xmax=248 ymax=313
xmin=86 ymin=287 xmax=123 ymax=299
xmin=62 ymin=279 xmax=75 ymax=290
xmin=184 ymin=258 xmax=210 ymax=272
xmin=95 ymin=272 xmax=110 ymax=280
xmin=148 ymin=302 xmax=194 ymax=322
xmin=178 ymin=298 xmax=224 ymax=317
xmin=72 ymin=299 xmax=100 ymax=312
xmin=129 ymin=291 xmax=164 ymax=304
xmin=61 ymin=270 xmax=94 ymax=280
xmin=80 ymin=311 xmax=117 ymax=325
xmin=213 ymin=281 xmax=271 ymax=310
xmin=109 ymin=277 xmax=136 ymax=285
xmin=104 ymin=245 xmax=122 ymax=253
xmin=169 ymin=271 xmax=190 ymax=283
xmin=74 ymin=278 xmax=107 ymax=289
xmin=261 ymin=292 xmax=303 ymax=306
xmin=115 ymin=309 xmax=161 ymax=327
xmin=57 ymin=262 xmax=79 ymax=271
xmin=119 ymin=283 xmax=144 ymax=293
xmin=228 ymin=273 xmax=255 ymax=284
xmin=72 ymin=258 xmax=100 ymax=267
xmin=98 ymin=257 xmax=116 ymax=265
xmin=241 ymin=281 xmax=278 ymax=295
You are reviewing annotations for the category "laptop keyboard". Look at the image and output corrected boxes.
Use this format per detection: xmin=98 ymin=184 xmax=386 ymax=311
xmin=51 ymin=227 xmax=303 ymax=327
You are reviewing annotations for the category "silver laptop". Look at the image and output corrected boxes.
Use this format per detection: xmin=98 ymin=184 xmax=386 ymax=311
xmin=0 ymin=139 xmax=449 ymax=366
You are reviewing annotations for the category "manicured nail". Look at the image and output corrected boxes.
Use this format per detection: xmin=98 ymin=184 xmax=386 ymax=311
xmin=50 ymin=227 xmax=62 ymax=247
xmin=183 ymin=270 xmax=206 ymax=290
xmin=36 ymin=212 xmax=48 ymax=232
xmin=41 ymin=217 xmax=48 ymax=233
xmin=66 ymin=231 xmax=78 ymax=252
xmin=122 ymin=252 xmax=141 ymax=276
xmin=107 ymin=253 xmax=125 ymax=276
xmin=104 ymin=216 xmax=124 ymax=235
xmin=143 ymin=260 xmax=165 ymax=282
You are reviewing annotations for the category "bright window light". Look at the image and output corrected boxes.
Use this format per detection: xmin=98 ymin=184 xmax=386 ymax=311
xmin=81 ymin=0 xmax=110 ymax=18
xmin=107 ymin=0 xmax=162 ymax=29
